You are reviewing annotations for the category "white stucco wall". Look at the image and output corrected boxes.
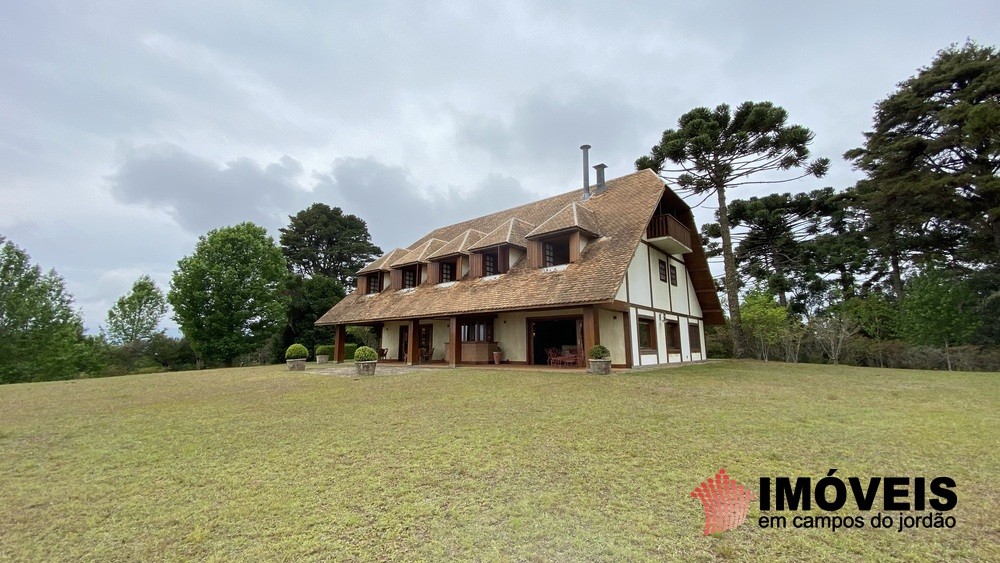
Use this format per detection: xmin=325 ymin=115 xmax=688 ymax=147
xmin=597 ymin=309 xmax=626 ymax=365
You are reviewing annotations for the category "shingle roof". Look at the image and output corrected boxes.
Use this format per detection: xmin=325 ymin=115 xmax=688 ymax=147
xmin=388 ymin=238 xmax=448 ymax=268
xmin=426 ymin=229 xmax=487 ymax=260
xmin=318 ymin=169 xmax=724 ymax=325
xmin=467 ymin=218 xmax=535 ymax=251
xmin=525 ymin=201 xmax=601 ymax=239
xmin=356 ymin=247 xmax=408 ymax=274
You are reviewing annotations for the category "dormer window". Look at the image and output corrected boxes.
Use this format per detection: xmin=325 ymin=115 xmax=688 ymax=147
xmin=484 ymin=252 xmax=497 ymax=276
xmin=542 ymin=236 xmax=571 ymax=267
xmin=403 ymin=267 xmax=417 ymax=288
xmin=366 ymin=272 xmax=382 ymax=294
xmin=440 ymin=261 xmax=456 ymax=282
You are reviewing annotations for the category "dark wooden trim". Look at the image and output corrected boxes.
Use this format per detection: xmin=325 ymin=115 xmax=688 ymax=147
xmin=407 ymin=319 xmax=420 ymax=366
xmin=582 ymin=305 xmax=598 ymax=356
xmin=448 ymin=316 xmax=461 ymax=367
xmin=334 ymin=325 xmax=347 ymax=363
xmin=569 ymin=231 xmax=581 ymax=263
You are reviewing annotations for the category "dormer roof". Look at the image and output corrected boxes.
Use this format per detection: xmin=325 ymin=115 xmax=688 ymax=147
xmin=467 ymin=218 xmax=536 ymax=252
xmin=389 ymin=238 xmax=448 ymax=268
xmin=356 ymin=247 xmax=408 ymax=274
xmin=427 ymin=229 xmax=487 ymax=260
xmin=525 ymin=201 xmax=601 ymax=240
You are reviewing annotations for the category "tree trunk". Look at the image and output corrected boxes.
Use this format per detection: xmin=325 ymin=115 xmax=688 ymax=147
xmin=944 ymin=339 xmax=952 ymax=372
xmin=888 ymin=232 xmax=903 ymax=300
xmin=716 ymin=186 xmax=746 ymax=357
xmin=773 ymin=260 xmax=788 ymax=307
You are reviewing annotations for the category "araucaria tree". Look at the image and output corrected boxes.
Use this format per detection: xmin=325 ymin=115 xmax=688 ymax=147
xmin=0 ymin=235 xmax=85 ymax=383
xmin=105 ymin=275 xmax=167 ymax=345
xmin=637 ymin=102 xmax=829 ymax=356
xmin=168 ymin=223 xmax=289 ymax=367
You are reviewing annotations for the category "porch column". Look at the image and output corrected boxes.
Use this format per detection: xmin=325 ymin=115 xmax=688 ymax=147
xmin=582 ymin=306 xmax=599 ymax=358
xmin=407 ymin=319 xmax=420 ymax=366
xmin=447 ymin=316 xmax=462 ymax=367
xmin=334 ymin=324 xmax=347 ymax=363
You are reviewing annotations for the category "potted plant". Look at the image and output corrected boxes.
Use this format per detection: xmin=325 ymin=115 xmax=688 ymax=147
xmin=493 ymin=346 xmax=502 ymax=365
xmin=285 ymin=343 xmax=308 ymax=371
xmin=315 ymin=345 xmax=334 ymax=364
xmin=587 ymin=345 xmax=612 ymax=375
xmin=354 ymin=346 xmax=378 ymax=375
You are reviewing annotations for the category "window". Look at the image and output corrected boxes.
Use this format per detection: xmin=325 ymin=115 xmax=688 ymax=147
xmin=440 ymin=261 xmax=455 ymax=282
xmin=484 ymin=252 xmax=498 ymax=276
xmin=665 ymin=321 xmax=681 ymax=351
xmin=658 ymin=260 xmax=667 ymax=282
xmin=689 ymin=322 xmax=702 ymax=353
xmin=669 ymin=264 xmax=678 ymax=286
xmin=366 ymin=273 xmax=381 ymax=294
xmin=403 ymin=267 xmax=417 ymax=288
xmin=460 ymin=318 xmax=494 ymax=342
xmin=543 ymin=237 xmax=570 ymax=267
xmin=637 ymin=318 xmax=656 ymax=353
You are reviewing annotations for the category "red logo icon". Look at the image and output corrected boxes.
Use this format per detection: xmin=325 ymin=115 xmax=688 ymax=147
xmin=690 ymin=468 xmax=756 ymax=535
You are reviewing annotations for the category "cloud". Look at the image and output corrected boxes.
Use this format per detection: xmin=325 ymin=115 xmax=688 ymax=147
xmin=312 ymin=157 xmax=537 ymax=250
xmin=108 ymin=144 xmax=306 ymax=233
xmin=452 ymin=83 xmax=653 ymax=173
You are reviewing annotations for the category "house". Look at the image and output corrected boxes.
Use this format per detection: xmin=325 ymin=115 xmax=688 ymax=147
xmin=315 ymin=161 xmax=724 ymax=368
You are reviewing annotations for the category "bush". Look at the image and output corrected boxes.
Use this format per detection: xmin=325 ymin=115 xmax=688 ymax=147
xmin=344 ymin=343 xmax=358 ymax=360
xmin=588 ymin=345 xmax=610 ymax=360
xmin=284 ymin=343 xmax=308 ymax=360
xmin=354 ymin=346 xmax=377 ymax=362
xmin=315 ymin=345 xmax=334 ymax=357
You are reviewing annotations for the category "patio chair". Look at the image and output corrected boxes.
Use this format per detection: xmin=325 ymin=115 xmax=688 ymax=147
xmin=378 ymin=348 xmax=388 ymax=360
xmin=421 ymin=347 xmax=434 ymax=363
xmin=546 ymin=348 xmax=567 ymax=366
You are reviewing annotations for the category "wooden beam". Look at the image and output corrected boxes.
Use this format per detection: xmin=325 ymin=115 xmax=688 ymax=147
xmin=334 ymin=324 xmax=347 ymax=363
xmin=582 ymin=305 xmax=599 ymax=357
xmin=447 ymin=316 xmax=462 ymax=367
xmin=407 ymin=319 xmax=420 ymax=366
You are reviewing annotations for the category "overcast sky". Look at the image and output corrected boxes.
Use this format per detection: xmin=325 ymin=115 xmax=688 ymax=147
xmin=2 ymin=1 xmax=998 ymax=334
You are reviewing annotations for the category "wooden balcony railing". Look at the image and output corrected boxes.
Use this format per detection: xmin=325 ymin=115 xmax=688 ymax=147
xmin=646 ymin=214 xmax=692 ymax=248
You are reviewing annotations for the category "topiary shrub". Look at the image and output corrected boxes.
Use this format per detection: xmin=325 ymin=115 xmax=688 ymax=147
xmin=344 ymin=343 xmax=358 ymax=360
xmin=354 ymin=346 xmax=377 ymax=362
xmin=285 ymin=343 xmax=308 ymax=360
xmin=315 ymin=345 xmax=334 ymax=357
xmin=588 ymin=345 xmax=611 ymax=360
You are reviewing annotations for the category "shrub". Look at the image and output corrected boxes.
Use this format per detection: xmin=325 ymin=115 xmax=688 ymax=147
xmin=588 ymin=345 xmax=610 ymax=359
xmin=315 ymin=345 xmax=334 ymax=357
xmin=344 ymin=343 xmax=358 ymax=360
xmin=284 ymin=343 xmax=308 ymax=360
xmin=354 ymin=346 xmax=377 ymax=362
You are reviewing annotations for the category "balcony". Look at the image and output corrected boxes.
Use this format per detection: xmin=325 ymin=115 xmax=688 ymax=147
xmin=646 ymin=214 xmax=692 ymax=255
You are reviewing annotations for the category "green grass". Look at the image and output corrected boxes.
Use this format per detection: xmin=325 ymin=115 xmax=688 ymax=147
xmin=0 ymin=361 xmax=997 ymax=561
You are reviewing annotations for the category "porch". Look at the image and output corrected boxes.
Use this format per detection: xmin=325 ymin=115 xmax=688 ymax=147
xmin=329 ymin=305 xmax=630 ymax=368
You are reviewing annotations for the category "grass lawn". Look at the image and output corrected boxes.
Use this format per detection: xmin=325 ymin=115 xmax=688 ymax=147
xmin=1 ymin=360 xmax=997 ymax=561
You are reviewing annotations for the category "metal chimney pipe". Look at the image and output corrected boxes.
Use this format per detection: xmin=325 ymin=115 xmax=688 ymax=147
xmin=580 ymin=144 xmax=591 ymax=199
xmin=594 ymin=163 xmax=607 ymax=194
